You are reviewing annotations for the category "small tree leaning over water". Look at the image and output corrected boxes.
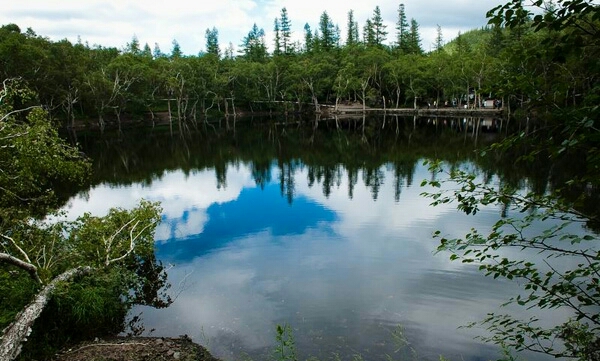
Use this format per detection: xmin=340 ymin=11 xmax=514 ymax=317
xmin=0 ymin=79 xmax=171 ymax=361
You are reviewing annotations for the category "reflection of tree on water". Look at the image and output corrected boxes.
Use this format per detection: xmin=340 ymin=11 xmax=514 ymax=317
xmin=390 ymin=161 xmax=416 ymax=202
xmin=278 ymin=160 xmax=298 ymax=204
xmin=67 ymin=115 xmax=571 ymax=206
xmin=251 ymin=160 xmax=272 ymax=190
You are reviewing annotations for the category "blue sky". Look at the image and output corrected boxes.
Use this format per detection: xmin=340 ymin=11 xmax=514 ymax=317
xmin=2 ymin=1 xmax=502 ymax=54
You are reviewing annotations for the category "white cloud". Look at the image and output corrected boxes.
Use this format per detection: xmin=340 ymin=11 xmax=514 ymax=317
xmin=3 ymin=0 xmax=500 ymax=54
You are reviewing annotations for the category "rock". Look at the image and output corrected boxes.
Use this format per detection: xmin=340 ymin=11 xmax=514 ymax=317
xmin=173 ymin=351 xmax=181 ymax=359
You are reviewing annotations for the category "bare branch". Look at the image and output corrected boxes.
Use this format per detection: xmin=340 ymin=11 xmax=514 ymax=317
xmin=0 ymin=253 xmax=42 ymax=284
xmin=0 ymin=106 xmax=42 ymax=123
xmin=103 ymin=218 xmax=137 ymax=266
xmin=106 ymin=221 xmax=154 ymax=266
xmin=1 ymin=234 xmax=32 ymax=264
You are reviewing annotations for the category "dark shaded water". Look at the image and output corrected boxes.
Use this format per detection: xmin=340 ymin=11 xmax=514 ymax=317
xmin=60 ymin=115 xmax=573 ymax=361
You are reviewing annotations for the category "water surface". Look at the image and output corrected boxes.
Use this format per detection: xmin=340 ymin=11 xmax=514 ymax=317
xmin=61 ymin=117 xmax=571 ymax=361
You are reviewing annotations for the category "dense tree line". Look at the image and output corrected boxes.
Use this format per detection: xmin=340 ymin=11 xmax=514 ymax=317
xmin=0 ymin=3 xmax=597 ymax=131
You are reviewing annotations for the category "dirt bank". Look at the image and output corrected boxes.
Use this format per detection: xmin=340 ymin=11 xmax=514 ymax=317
xmin=53 ymin=336 xmax=220 ymax=361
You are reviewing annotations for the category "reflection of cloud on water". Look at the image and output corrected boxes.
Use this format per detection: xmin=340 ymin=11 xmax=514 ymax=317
xmin=59 ymin=167 xmax=255 ymax=242
xmin=62 ymin=160 xmax=580 ymax=361
xmin=155 ymin=184 xmax=337 ymax=262
xmin=135 ymin=163 xmax=524 ymax=360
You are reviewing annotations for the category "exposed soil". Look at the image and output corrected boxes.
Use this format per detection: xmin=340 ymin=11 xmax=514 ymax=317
xmin=53 ymin=336 xmax=220 ymax=361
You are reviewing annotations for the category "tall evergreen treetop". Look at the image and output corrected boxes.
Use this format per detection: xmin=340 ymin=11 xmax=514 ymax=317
xmin=304 ymin=23 xmax=313 ymax=52
xmin=346 ymin=10 xmax=360 ymax=47
xmin=240 ymin=23 xmax=267 ymax=61
xmin=273 ymin=18 xmax=282 ymax=56
xmin=170 ymin=39 xmax=182 ymax=59
xmin=142 ymin=43 xmax=152 ymax=57
xmin=318 ymin=11 xmax=337 ymax=51
xmin=152 ymin=42 xmax=164 ymax=58
xmin=396 ymin=3 xmax=409 ymax=52
xmin=434 ymin=24 xmax=444 ymax=51
xmin=407 ymin=19 xmax=423 ymax=54
xmin=371 ymin=6 xmax=388 ymax=46
xmin=205 ymin=27 xmax=220 ymax=57
xmin=280 ymin=7 xmax=292 ymax=54
xmin=126 ymin=35 xmax=140 ymax=55
xmin=364 ymin=19 xmax=376 ymax=46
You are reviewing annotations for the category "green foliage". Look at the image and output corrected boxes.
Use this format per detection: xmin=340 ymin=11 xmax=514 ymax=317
xmin=317 ymin=11 xmax=339 ymax=52
xmin=0 ymin=79 xmax=90 ymax=221
xmin=0 ymin=80 xmax=171 ymax=359
xmin=2 ymin=200 xmax=170 ymax=360
xmin=0 ymin=270 xmax=38 ymax=326
xmin=395 ymin=4 xmax=410 ymax=52
xmin=0 ymin=0 xmax=597 ymax=125
xmin=280 ymin=7 xmax=292 ymax=55
xmin=421 ymin=103 xmax=600 ymax=360
xmin=241 ymin=24 xmax=267 ymax=62
xmin=346 ymin=10 xmax=359 ymax=47
xmin=273 ymin=323 xmax=297 ymax=361
xmin=205 ymin=27 xmax=220 ymax=57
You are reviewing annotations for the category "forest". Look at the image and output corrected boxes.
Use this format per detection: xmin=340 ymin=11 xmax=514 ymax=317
xmin=0 ymin=2 xmax=597 ymax=132
xmin=1 ymin=0 xmax=599 ymax=360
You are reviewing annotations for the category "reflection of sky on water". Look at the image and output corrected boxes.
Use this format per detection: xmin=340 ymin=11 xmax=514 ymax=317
xmin=61 ymin=161 xmax=572 ymax=361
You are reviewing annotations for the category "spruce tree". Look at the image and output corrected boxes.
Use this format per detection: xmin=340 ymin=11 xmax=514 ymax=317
xmin=240 ymin=23 xmax=267 ymax=61
xmin=346 ymin=10 xmax=359 ymax=46
xmin=434 ymin=24 xmax=444 ymax=51
xmin=273 ymin=18 xmax=282 ymax=56
xmin=396 ymin=3 xmax=409 ymax=52
xmin=372 ymin=6 xmax=388 ymax=46
xmin=205 ymin=27 xmax=220 ymax=57
xmin=304 ymin=23 xmax=313 ymax=52
xmin=363 ymin=19 xmax=375 ymax=46
xmin=170 ymin=39 xmax=182 ymax=59
xmin=152 ymin=43 xmax=164 ymax=58
xmin=318 ymin=11 xmax=336 ymax=51
xmin=280 ymin=7 xmax=292 ymax=54
xmin=407 ymin=19 xmax=423 ymax=54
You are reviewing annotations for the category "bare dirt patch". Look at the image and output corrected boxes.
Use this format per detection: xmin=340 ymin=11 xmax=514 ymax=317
xmin=53 ymin=336 xmax=220 ymax=361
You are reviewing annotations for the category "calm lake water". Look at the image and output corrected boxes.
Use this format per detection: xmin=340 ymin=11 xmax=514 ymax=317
xmin=60 ymin=115 xmax=573 ymax=361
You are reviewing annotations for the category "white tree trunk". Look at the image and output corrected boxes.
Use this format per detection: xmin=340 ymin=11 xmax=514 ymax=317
xmin=0 ymin=266 xmax=92 ymax=361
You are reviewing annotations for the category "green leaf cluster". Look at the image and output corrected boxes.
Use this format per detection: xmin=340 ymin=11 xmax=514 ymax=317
xmin=1 ymin=81 xmax=170 ymax=359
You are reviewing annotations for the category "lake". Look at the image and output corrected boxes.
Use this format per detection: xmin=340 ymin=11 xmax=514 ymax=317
xmin=60 ymin=115 xmax=572 ymax=361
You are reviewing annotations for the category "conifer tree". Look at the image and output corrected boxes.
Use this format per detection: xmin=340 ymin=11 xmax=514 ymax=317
xmin=372 ymin=6 xmax=388 ymax=46
xmin=363 ymin=19 xmax=376 ymax=46
xmin=396 ymin=3 xmax=409 ymax=52
xmin=407 ymin=19 xmax=423 ymax=54
xmin=304 ymin=23 xmax=313 ymax=53
xmin=318 ymin=11 xmax=337 ymax=51
xmin=224 ymin=42 xmax=234 ymax=59
xmin=240 ymin=23 xmax=267 ymax=61
xmin=126 ymin=35 xmax=140 ymax=55
xmin=152 ymin=42 xmax=164 ymax=58
xmin=434 ymin=24 xmax=444 ymax=51
xmin=346 ymin=10 xmax=359 ymax=46
xmin=205 ymin=27 xmax=220 ymax=57
xmin=170 ymin=39 xmax=182 ymax=59
xmin=280 ymin=7 xmax=292 ymax=54
xmin=274 ymin=18 xmax=282 ymax=56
